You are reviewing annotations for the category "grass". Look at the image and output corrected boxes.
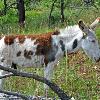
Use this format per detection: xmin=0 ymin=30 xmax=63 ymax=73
xmin=0 ymin=5 xmax=100 ymax=99
xmin=3 ymin=51 xmax=100 ymax=99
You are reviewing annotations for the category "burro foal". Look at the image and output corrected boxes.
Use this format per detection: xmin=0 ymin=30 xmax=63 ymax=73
xmin=0 ymin=19 xmax=100 ymax=99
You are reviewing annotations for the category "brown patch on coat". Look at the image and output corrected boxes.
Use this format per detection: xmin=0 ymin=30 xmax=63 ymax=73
xmin=17 ymin=51 xmax=21 ymax=57
xmin=3 ymin=30 xmax=60 ymax=45
xmin=16 ymin=35 xmax=25 ymax=44
xmin=34 ymin=31 xmax=60 ymax=55
xmin=24 ymin=49 xmax=33 ymax=59
xmin=4 ymin=35 xmax=25 ymax=45
xmin=4 ymin=35 xmax=15 ymax=45
xmin=26 ymin=35 xmax=36 ymax=40
xmin=34 ymin=33 xmax=52 ymax=55
xmin=52 ymin=29 xmax=60 ymax=35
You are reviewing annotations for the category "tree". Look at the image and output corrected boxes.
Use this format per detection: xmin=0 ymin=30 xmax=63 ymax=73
xmin=3 ymin=0 xmax=7 ymax=15
xmin=61 ymin=0 xmax=64 ymax=23
xmin=48 ymin=0 xmax=65 ymax=27
xmin=16 ymin=0 xmax=25 ymax=28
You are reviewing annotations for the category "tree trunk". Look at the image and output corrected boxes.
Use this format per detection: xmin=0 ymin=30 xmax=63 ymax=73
xmin=4 ymin=0 xmax=7 ymax=15
xmin=16 ymin=0 xmax=25 ymax=28
xmin=48 ymin=0 xmax=57 ymax=27
xmin=61 ymin=0 xmax=64 ymax=23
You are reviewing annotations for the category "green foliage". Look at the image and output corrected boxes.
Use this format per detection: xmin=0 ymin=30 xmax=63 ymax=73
xmin=96 ymin=28 xmax=100 ymax=38
xmin=0 ymin=0 xmax=4 ymax=10
xmin=24 ymin=0 xmax=40 ymax=10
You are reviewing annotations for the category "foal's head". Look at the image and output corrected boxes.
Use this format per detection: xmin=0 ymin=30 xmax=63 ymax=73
xmin=78 ymin=19 xmax=100 ymax=62
xmin=54 ymin=18 xmax=100 ymax=62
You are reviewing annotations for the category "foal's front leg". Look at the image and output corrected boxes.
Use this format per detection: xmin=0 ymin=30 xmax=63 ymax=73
xmin=0 ymin=62 xmax=16 ymax=90
xmin=0 ymin=70 xmax=5 ymax=90
xmin=44 ymin=61 xmax=56 ymax=97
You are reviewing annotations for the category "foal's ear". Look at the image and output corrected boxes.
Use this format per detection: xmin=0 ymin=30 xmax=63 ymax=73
xmin=90 ymin=17 xmax=100 ymax=30
xmin=78 ymin=20 xmax=89 ymax=34
xmin=78 ymin=20 xmax=88 ymax=30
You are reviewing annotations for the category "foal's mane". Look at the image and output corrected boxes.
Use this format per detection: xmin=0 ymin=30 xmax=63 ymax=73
xmin=60 ymin=25 xmax=83 ymax=42
xmin=60 ymin=25 xmax=82 ymax=37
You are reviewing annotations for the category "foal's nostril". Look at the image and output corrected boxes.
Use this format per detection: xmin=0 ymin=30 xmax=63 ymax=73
xmin=96 ymin=57 xmax=100 ymax=62
xmin=1 ymin=58 xmax=5 ymax=62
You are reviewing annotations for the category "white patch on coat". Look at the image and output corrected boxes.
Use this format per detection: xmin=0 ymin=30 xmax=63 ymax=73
xmin=12 ymin=38 xmax=45 ymax=67
xmin=0 ymin=37 xmax=13 ymax=67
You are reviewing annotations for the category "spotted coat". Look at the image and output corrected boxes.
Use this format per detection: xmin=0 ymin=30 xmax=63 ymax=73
xmin=0 ymin=19 xmax=100 ymax=92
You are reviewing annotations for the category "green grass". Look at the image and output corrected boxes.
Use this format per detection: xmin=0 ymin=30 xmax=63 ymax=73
xmin=3 ymin=53 xmax=99 ymax=99
xmin=96 ymin=28 xmax=100 ymax=38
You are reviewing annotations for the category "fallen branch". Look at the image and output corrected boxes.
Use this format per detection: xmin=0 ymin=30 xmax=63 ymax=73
xmin=0 ymin=65 xmax=74 ymax=100
xmin=0 ymin=89 xmax=29 ymax=100
xmin=0 ymin=73 xmax=14 ymax=79
xmin=0 ymin=90 xmax=56 ymax=100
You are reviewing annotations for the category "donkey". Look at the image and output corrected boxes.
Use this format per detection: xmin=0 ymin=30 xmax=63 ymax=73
xmin=0 ymin=19 xmax=100 ymax=99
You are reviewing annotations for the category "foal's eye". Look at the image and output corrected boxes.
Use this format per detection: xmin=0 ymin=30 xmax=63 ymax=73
xmin=91 ymin=40 xmax=95 ymax=43
xmin=1 ymin=58 xmax=5 ymax=62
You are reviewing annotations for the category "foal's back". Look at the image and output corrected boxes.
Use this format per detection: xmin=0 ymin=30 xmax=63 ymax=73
xmin=0 ymin=32 xmax=59 ymax=68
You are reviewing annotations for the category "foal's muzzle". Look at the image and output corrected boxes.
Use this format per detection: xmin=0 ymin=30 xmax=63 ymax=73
xmin=96 ymin=57 xmax=100 ymax=62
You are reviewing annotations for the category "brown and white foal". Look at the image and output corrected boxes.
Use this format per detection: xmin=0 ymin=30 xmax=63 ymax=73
xmin=0 ymin=19 xmax=100 ymax=99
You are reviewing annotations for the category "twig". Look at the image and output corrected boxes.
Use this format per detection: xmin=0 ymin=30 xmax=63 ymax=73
xmin=0 ymin=65 xmax=72 ymax=100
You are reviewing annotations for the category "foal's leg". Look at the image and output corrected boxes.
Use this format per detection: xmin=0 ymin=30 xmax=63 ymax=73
xmin=0 ymin=62 xmax=14 ymax=90
xmin=0 ymin=70 xmax=4 ymax=89
xmin=44 ymin=62 xmax=56 ymax=97
xmin=0 ymin=70 xmax=5 ymax=97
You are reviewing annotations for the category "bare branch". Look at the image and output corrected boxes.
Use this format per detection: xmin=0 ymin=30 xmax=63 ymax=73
xmin=61 ymin=0 xmax=65 ymax=23
xmin=0 ymin=65 xmax=72 ymax=100
xmin=0 ymin=73 xmax=14 ymax=79
xmin=0 ymin=90 xmax=57 ymax=100
xmin=0 ymin=89 xmax=29 ymax=100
